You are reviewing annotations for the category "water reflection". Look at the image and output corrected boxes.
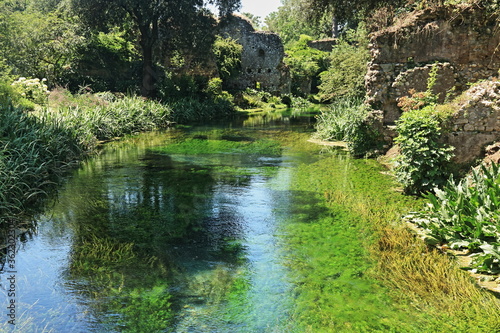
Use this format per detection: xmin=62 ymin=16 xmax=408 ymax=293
xmin=0 ymin=109 xmax=323 ymax=332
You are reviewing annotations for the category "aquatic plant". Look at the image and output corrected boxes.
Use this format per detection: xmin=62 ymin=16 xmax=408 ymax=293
xmin=152 ymin=136 xmax=282 ymax=156
xmin=69 ymin=235 xmax=172 ymax=331
xmin=284 ymin=152 xmax=500 ymax=331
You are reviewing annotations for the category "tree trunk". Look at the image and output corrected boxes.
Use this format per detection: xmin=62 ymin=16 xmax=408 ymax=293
xmin=138 ymin=17 xmax=159 ymax=98
xmin=140 ymin=42 xmax=156 ymax=97
xmin=332 ymin=16 xmax=339 ymax=38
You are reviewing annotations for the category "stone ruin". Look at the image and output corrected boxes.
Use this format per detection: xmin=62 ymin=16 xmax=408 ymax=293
xmin=218 ymin=14 xmax=291 ymax=94
xmin=365 ymin=6 xmax=500 ymax=164
xmin=366 ymin=6 xmax=500 ymax=124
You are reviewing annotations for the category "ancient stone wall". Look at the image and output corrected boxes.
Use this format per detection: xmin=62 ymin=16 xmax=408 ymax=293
xmin=218 ymin=15 xmax=291 ymax=94
xmin=366 ymin=6 xmax=500 ymax=124
xmin=307 ymin=38 xmax=337 ymax=53
xmin=444 ymin=80 xmax=500 ymax=164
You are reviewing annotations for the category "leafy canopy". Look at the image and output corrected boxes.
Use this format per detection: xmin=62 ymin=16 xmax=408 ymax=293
xmin=71 ymin=0 xmax=241 ymax=96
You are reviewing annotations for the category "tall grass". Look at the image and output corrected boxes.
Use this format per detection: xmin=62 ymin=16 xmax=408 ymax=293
xmin=0 ymin=89 xmax=235 ymax=224
xmin=314 ymin=97 xmax=365 ymax=142
xmin=0 ymin=104 xmax=85 ymax=220
xmin=314 ymin=97 xmax=383 ymax=156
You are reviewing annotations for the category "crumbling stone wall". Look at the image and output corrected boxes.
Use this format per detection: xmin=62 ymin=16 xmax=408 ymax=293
xmin=219 ymin=15 xmax=291 ymax=94
xmin=307 ymin=38 xmax=337 ymax=52
xmin=366 ymin=6 xmax=500 ymax=124
xmin=444 ymin=80 xmax=500 ymax=164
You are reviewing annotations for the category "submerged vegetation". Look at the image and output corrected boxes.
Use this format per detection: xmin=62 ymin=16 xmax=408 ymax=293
xmin=70 ymin=235 xmax=173 ymax=331
xmin=287 ymin=153 xmax=500 ymax=331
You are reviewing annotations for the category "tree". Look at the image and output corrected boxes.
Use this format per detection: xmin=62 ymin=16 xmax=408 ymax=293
xmin=71 ymin=0 xmax=241 ymax=97
xmin=266 ymin=0 xmax=332 ymax=45
xmin=303 ymin=0 xmax=407 ymax=27
xmin=241 ymin=12 xmax=261 ymax=29
xmin=318 ymin=25 xmax=370 ymax=101
xmin=284 ymin=35 xmax=329 ymax=96
xmin=0 ymin=9 xmax=85 ymax=85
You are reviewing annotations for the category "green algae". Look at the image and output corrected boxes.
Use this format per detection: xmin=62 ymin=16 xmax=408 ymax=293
xmin=278 ymin=152 xmax=427 ymax=332
xmin=152 ymin=137 xmax=282 ymax=156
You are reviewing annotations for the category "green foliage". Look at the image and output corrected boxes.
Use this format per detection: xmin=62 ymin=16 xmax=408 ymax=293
xmin=407 ymin=163 xmax=500 ymax=273
xmin=265 ymin=0 xmax=332 ymax=45
xmin=304 ymin=0 xmax=406 ymax=26
xmin=0 ymin=11 xmax=85 ymax=86
xmin=68 ymin=28 xmax=140 ymax=92
xmin=284 ymin=35 xmax=329 ymax=96
xmin=239 ymin=88 xmax=285 ymax=109
xmin=170 ymin=97 xmax=235 ymax=123
xmin=0 ymin=80 xmax=16 ymax=106
xmin=318 ymin=25 xmax=370 ymax=101
xmin=394 ymin=106 xmax=454 ymax=195
xmin=212 ymin=36 xmax=242 ymax=84
xmin=0 ymin=104 xmax=86 ymax=220
xmin=44 ymin=94 xmax=174 ymax=140
xmin=315 ymin=97 xmax=383 ymax=157
xmin=71 ymin=0 xmax=241 ymax=96
xmin=10 ymin=77 xmax=50 ymax=108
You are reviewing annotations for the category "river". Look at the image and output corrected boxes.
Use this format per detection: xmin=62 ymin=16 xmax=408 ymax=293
xmin=0 ymin=108 xmax=418 ymax=332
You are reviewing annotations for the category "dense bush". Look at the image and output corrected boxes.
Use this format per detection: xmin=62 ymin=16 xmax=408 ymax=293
xmin=170 ymin=96 xmax=235 ymax=124
xmin=394 ymin=106 xmax=454 ymax=195
xmin=212 ymin=36 xmax=242 ymax=85
xmin=284 ymin=35 xmax=329 ymax=96
xmin=407 ymin=163 xmax=500 ymax=273
xmin=317 ymin=25 xmax=370 ymax=101
xmin=0 ymin=11 xmax=85 ymax=86
xmin=67 ymin=29 xmax=140 ymax=93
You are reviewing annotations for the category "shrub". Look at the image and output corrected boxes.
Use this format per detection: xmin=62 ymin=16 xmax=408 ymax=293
xmin=11 ymin=77 xmax=50 ymax=108
xmin=394 ymin=106 xmax=454 ymax=195
xmin=284 ymin=35 xmax=329 ymax=96
xmin=212 ymin=36 xmax=242 ymax=85
xmin=0 ymin=80 xmax=15 ymax=106
xmin=239 ymin=88 xmax=284 ymax=109
xmin=170 ymin=97 xmax=234 ymax=124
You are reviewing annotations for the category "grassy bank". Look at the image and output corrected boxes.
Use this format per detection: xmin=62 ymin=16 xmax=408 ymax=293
xmin=0 ymin=90 xmax=236 ymax=224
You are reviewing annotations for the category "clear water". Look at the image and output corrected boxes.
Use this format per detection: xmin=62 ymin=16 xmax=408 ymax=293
xmin=0 ymin=110 xmax=326 ymax=332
